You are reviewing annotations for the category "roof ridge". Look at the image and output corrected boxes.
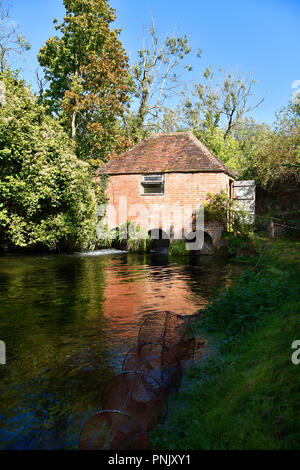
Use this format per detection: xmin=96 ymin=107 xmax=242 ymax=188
xmin=149 ymin=131 xmax=234 ymax=175
xmin=151 ymin=131 xmax=189 ymax=137
xmin=96 ymin=131 xmax=236 ymax=178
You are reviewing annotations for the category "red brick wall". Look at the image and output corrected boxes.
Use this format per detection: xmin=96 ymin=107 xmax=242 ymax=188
xmin=102 ymin=172 xmax=230 ymax=241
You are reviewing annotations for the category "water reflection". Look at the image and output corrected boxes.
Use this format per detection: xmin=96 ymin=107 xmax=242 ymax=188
xmin=0 ymin=252 xmax=242 ymax=449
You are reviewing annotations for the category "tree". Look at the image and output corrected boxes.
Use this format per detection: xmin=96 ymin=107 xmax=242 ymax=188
xmin=233 ymin=117 xmax=273 ymax=179
xmin=0 ymin=1 xmax=30 ymax=73
xmin=181 ymin=67 xmax=264 ymax=140
xmin=38 ymin=0 xmax=130 ymax=164
xmin=233 ymin=110 xmax=300 ymax=189
xmin=125 ymin=20 xmax=198 ymax=141
xmin=0 ymin=70 xmax=98 ymax=252
xmin=192 ymin=126 xmax=242 ymax=172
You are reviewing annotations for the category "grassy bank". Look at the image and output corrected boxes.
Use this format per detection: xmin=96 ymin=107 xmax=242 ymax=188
xmin=150 ymin=238 xmax=300 ymax=450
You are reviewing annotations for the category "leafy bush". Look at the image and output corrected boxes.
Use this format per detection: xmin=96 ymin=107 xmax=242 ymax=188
xmin=127 ymin=236 xmax=151 ymax=254
xmin=0 ymin=70 xmax=97 ymax=252
xmin=199 ymin=191 xmax=261 ymax=256
xmin=124 ymin=221 xmax=152 ymax=253
xmin=169 ymin=240 xmax=189 ymax=257
xmin=203 ymin=191 xmax=252 ymax=237
xmin=96 ymin=220 xmax=151 ymax=253
xmin=223 ymin=231 xmax=262 ymax=256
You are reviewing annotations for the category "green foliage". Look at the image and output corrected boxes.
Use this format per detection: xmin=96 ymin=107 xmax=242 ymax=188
xmin=192 ymin=127 xmax=241 ymax=171
xmin=150 ymin=241 xmax=300 ymax=449
xmin=234 ymin=112 xmax=300 ymax=189
xmin=233 ymin=117 xmax=273 ymax=177
xmin=203 ymin=190 xmax=252 ymax=237
xmin=95 ymin=174 xmax=108 ymax=205
xmin=125 ymin=20 xmax=196 ymax=140
xmin=182 ymin=102 xmax=300 ymax=192
xmin=96 ymin=220 xmax=151 ymax=253
xmin=223 ymin=231 xmax=262 ymax=257
xmin=199 ymin=268 xmax=292 ymax=347
xmin=180 ymin=68 xmax=263 ymax=141
xmin=202 ymin=191 xmax=230 ymax=229
xmin=169 ymin=240 xmax=189 ymax=257
xmin=261 ymin=238 xmax=300 ymax=272
xmin=38 ymin=0 xmax=130 ymax=163
xmin=122 ymin=221 xmax=151 ymax=253
xmin=151 ymin=294 xmax=300 ymax=450
xmin=127 ymin=236 xmax=151 ymax=254
xmin=0 ymin=70 xmax=97 ymax=252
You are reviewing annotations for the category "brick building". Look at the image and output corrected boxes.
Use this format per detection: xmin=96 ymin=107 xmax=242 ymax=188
xmin=96 ymin=132 xmax=236 ymax=251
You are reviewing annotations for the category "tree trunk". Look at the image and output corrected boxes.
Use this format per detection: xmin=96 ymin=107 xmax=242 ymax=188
xmin=71 ymin=110 xmax=77 ymax=140
xmin=137 ymin=91 xmax=149 ymax=129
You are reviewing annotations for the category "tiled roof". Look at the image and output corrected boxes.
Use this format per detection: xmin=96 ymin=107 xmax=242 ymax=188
xmin=96 ymin=131 xmax=236 ymax=178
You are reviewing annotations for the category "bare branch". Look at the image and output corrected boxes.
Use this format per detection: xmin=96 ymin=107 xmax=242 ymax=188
xmin=35 ymin=69 xmax=48 ymax=99
xmin=181 ymin=68 xmax=264 ymax=140
xmin=127 ymin=19 xmax=196 ymax=138
xmin=0 ymin=1 xmax=30 ymax=73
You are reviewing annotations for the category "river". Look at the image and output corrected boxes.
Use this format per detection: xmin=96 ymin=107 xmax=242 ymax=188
xmin=0 ymin=250 xmax=242 ymax=449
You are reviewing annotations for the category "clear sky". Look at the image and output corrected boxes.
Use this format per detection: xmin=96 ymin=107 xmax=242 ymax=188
xmin=7 ymin=0 xmax=300 ymax=125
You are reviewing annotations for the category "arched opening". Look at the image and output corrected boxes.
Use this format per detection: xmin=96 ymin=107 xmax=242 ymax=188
xmin=202 ymin=232 xmax=213 ymax=254
xmin=149 ymin=229 xmax=170 ymax=254
xmin=185 ymin=231 xmax=213 ymax=254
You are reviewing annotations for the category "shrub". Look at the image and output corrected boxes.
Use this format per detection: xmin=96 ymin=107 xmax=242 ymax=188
xmin=96 ymin=220 xmax=151 ymax=253
xmin=203 ymin=191 xmax=252 ymax=237
xmin=223 ymin=231 xmax=262 ymax=256
xmin=198 ymin=191 xmax=261 ymax=256
xmin=0 ymin=70 xmax=98 ymax=252
xmin=169 ymin=240 xmax=189 ymax=257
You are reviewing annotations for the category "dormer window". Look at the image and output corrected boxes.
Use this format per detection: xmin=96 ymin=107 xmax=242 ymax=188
xmin=141 ymin=174 xmax=164 ymax=195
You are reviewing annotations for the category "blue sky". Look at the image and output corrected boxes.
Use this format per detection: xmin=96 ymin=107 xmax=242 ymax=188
xmin=7 ymin=0 xmax=300 ymax=125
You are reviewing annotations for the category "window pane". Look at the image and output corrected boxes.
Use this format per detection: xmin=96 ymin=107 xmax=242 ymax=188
xmin=143 ymin=184 xmax=164 ymax=194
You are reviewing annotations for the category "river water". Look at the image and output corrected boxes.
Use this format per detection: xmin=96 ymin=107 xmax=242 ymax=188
xmin=0 ymin=250 xmax=242 ymax=449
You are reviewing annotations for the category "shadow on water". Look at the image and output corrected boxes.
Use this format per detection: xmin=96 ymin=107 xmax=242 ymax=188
xmin=0 ymin=251 xmax=244 ymax=449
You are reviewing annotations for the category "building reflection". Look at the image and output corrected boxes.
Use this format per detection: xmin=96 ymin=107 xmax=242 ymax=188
xmin=101 ymin=257 xmax=202 ymax=343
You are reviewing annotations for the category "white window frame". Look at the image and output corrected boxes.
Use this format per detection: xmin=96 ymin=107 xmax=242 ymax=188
xmin=141 ymin=174 xmax=165 ymax=196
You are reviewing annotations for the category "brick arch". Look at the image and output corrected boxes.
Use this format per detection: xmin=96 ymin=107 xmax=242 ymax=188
xmin=202 ymin=232 xmax=214 ymax=253
xmin=185 ymin=230 xmax=214 ymax=254
xmin=204 ymin=221 xmax=222 ymax=245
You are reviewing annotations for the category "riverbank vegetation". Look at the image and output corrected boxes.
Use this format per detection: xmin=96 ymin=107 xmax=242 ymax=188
xmin=0 ymin=0 xmax=299 ymax=253
xmin=96 ymin=220 xmax=152 ymax=253
xmin=150 ymin=238 xmax=300 ymax=449
xmin=0 ymin=70 xmax=98 ymax=253
xmin=203 ymin=191 xmax=262 ymax=257
xmin=169 ymin=240 xmax=190 ymax=257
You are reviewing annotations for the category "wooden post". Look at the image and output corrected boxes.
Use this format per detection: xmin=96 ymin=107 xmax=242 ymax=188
xmin=269 ymin=218 xmax=274 ymax=241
